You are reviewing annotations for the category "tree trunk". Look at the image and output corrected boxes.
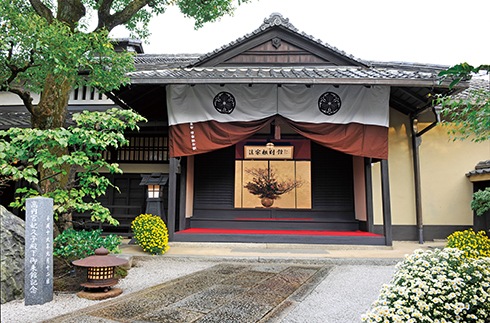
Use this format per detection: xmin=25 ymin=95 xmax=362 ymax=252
xmin=31 ymin=74 xmax=71 ymax=130
xmin=31 ymin=74 xmax=74 ymax=235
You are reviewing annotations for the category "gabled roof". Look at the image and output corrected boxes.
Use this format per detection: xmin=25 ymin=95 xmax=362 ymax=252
xmin=191 ymin=13 xmax=367 ymax=68
xmin=127 ymin=13 xmax=461 ymax=90
xmin=117 ymin=13 xmax=470 ymax=117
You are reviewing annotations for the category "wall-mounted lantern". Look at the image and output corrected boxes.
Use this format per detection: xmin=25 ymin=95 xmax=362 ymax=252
xmin=72 ymin=247 xmax=128 ymax=299
xmin=139 ymin=173 xmax=169 ymax=220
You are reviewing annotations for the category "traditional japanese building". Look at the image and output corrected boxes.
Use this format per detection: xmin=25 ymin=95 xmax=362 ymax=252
xmin=2 ymin=13 xmax=488 ymax=245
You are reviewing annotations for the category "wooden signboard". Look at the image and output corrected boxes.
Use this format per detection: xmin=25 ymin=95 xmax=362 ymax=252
xmin=244 ymin=145 xmax=294 ymax=159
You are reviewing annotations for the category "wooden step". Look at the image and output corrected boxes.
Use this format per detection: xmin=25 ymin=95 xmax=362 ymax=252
xmin=188 ymin=217 xmax=360 ymax=231
xmin=174 ymin=228 xmax=385 ymax=245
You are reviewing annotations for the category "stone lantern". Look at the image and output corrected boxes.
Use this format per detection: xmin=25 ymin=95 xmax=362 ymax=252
xmin=139 ymin=173 xmax=169 ymax=221
xmin=72 ymin=247 xmax=128 ymax=300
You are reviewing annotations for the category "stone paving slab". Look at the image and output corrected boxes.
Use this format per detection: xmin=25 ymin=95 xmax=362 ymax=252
xmin=230 ymin=248 xmax=330 ymax=254
xmin=46 ymin=263 xmax=332 ymax=323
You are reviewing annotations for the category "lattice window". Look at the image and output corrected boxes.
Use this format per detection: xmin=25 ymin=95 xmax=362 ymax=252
xmin=102 ymin=135 xmax=169 ymax=162
xmin=70 ymin=86 xmax=109 ymax=103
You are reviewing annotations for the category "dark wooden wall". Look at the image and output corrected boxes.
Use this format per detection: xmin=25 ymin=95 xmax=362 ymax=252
xmin=223 ymin=39 xmax=330 ymax=66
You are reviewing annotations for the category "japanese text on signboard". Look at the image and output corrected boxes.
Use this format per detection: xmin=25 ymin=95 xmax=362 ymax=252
xmin=244 ymin=146 xmax=294 ymax=159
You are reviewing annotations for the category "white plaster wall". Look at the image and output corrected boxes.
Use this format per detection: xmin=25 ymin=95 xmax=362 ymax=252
xmin=419 ymin=124 xmax=489 ymax=225
xmin=373 ymin=108 xmax=490 ymax=227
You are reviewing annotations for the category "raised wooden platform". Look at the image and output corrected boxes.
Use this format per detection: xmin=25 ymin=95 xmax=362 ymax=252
xmin=174 ymin=228 xmax=385 ymax=245
xmin=189 ymin=217 xmax=359 ymax=231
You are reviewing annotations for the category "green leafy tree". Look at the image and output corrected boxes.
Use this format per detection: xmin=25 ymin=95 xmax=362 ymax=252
xmin=0 ymin=108 xmax=147 ymax=235
xmin=1 ymin=0 xmax=251 ymax=130
xmin=438 ymin=63 xmax=490 ymax=219
xmin=1 ymin=0 xmax=251 ymax=231
xmin=437 ymin=63 xmax=490 ymax=142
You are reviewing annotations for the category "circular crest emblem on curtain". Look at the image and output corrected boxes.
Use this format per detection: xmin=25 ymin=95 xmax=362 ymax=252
xmin=318 ymin=92 xmax=342 ymax=116
xmin=213 ymin=92 xmax=236 ymax=114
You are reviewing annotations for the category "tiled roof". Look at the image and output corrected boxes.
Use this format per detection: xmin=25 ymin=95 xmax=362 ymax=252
xmin=134 ymin=54 xmax=200 ymax=69
xmin=466 ymin=160 xmax=490 ymax=177
xmin=127 ymin=66 xmax=448 ymax=85
xmin=451 ymin=78 xmax=490 ymax=100
xmin=0 ymin=107 xmax=114 ymax=130
xmin=130 ymin=13 xmax=373 ymax=71
xmin=126 ymin=14 xmax=462 ymax=87
xmin=192 ymin=13 xmax=368 ymax=67
xmin=131 ymin=55 xmax=455 ymax=75
xmin=0 ymin=111 xmax=31 ymax=129
xmin=368 ymin=61 xmax=450 ymax=74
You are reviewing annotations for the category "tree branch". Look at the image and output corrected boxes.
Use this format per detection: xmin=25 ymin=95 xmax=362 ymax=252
xmin=2 ymin=42 xmax=37 ymax=114
xmin=63 ymin=165 xmax=79 ymax=190
xmin=39 ymin=171 xmax=63 ymax=183
xmin=97 ymin=0 xmax=114 ymax=27
xmin=56 ymin=0 xmax=86 ymax=30
xmin=28 ymin=0 xmax=54 ymax=23
xmin=96 ymin=0 xmax=152 ymax=32
xmin=8 ymin=87 xmax=35 ymax=114
xmin=30 ymin=181 xmax=44 ymax=195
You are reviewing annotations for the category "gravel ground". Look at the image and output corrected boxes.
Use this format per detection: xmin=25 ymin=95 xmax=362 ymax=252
xmin=282 ymin=265 xmax=397 ymax=323
xmin=0 ymin=259 xmax=215 ymax=323
xmin=1 ymin=261 xmax=396 ymax=323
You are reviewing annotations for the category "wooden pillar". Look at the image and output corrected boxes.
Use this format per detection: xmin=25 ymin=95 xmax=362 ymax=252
xmin=411 ymin=118 xmax=424 ymax=244
xmin=179 ymin=157 xmax=187 ymax=231
xmin=167 ymin=157 xmax=178 ymax=241
xmin=364 ymin=157 xmax=374 ymax=233
xmin=380 ymin=159 xmax=393 ymax=246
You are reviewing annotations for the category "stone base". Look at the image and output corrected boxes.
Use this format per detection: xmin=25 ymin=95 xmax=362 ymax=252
xmin=77 ymin=288 xmax=123 ymax=300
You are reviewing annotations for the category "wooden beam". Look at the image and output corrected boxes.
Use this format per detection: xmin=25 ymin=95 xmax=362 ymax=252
xmin=390 ymin=96 xmax=416 ymax=113
xmin=380 ymin=159 xmax=393 ymax=246
xmin=398 ymin=87 xmax=428 ymax=105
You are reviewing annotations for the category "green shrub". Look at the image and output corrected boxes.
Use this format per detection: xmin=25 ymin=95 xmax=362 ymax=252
xmin=446 ymin=229 xmax=490 ymax=258
xmin=471 ymin=187 xmax=490 ymax=216
xmin=362 ymin=248 xmax=490 ymax=323
xmin=131 ymin=214 xmax=169 ymax=255
xmin=53 ymin=228 xmax=122 ymax=264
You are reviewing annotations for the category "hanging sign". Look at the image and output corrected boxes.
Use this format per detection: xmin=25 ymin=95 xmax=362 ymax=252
xmin=244 ymin=144 xmax=294 ymax=159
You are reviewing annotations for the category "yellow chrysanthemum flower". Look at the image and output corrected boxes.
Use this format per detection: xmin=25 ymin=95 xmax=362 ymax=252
xmin=131 ymin=214 xmax=169 ymax=255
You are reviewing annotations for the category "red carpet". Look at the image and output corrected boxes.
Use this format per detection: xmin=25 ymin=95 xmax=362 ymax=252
xmin=178 ymin=228 xmax=383 ymax=237
xmin=235 ymin=217 xmax=314 ymax=221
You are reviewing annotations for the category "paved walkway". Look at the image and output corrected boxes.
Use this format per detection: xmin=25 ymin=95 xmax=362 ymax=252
xmin=122 ymin=240 xmax=446 ymax=264
xmin=45 ymin=241 xmax=446 ymax=323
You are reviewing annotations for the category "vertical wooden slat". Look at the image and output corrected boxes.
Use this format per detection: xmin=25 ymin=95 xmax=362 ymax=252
xmin=380 ymin=159 xmax=392 ymax=246
xmin=107 ymin=135 xmax=170 ymax=163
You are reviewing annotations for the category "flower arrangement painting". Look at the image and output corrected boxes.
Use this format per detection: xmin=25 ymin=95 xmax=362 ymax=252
xmin=243 ymin=166 xmax=304 ymax=207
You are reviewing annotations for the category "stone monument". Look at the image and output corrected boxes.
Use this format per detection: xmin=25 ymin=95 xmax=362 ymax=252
xmin=24 ymin=197 xmax=53 ymax=305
